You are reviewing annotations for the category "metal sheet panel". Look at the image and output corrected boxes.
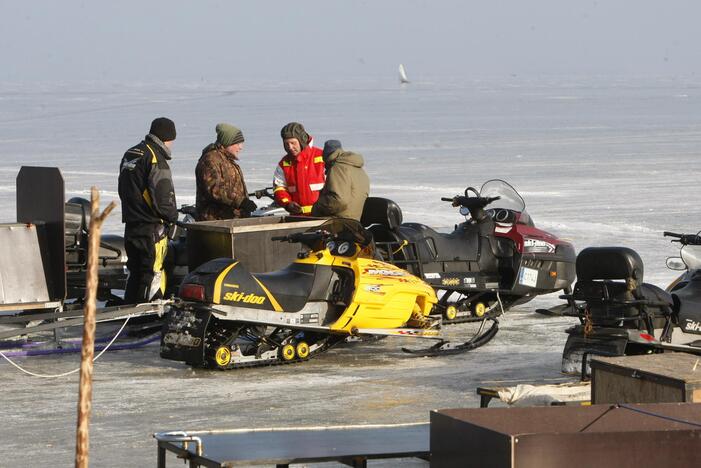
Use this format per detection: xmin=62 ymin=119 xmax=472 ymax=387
xmin=186 ymin=216 xmax=325 ymax=273
xmin=0 ymin=224 xmax=50 ymax=304
xmin=155 ymin=423 xmax=429 ymax=466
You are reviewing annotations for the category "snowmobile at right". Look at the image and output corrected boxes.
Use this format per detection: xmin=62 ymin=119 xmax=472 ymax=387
xmin=361 ymin=179 xmax=576 ymax=324
xmin=561 ymin=231 xmax=701 ymax=376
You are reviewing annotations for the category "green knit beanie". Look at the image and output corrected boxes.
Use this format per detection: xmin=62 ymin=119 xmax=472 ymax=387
xmin=216 ymin=123 xmax=244 ymax=147
xmin=280 ymin=122 xmax=310 ymax=150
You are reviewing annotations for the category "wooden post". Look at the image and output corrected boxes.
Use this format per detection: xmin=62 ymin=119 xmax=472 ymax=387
xmin=75 ymin=187 xmax=116 ymax=468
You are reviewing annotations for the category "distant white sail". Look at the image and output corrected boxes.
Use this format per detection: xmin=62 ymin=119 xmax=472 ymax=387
xmin=399 ymin=64 xmax=410 ymax=84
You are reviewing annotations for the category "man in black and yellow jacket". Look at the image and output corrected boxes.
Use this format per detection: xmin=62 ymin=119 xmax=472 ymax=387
xmin=118 ymin=117 xmax=178 ymax=304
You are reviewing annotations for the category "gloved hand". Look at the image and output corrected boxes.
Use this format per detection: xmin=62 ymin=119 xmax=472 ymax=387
xmin=240 ymin=198 xmax=257 ymax=213
xmin=286 ymin=202 xmax=302 ymax=214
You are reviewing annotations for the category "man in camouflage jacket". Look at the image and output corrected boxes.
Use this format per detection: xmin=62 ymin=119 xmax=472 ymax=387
xmin=195 ymin=123 xmax=256 ymax=221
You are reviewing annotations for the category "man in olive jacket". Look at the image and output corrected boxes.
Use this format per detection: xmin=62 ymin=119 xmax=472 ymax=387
xmin=311 ymin=140 xmax=370 ymax=221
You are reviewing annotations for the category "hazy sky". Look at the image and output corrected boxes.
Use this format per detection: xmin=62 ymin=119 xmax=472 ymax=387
xmin=1 ymin=0 xmax=700 ymax=83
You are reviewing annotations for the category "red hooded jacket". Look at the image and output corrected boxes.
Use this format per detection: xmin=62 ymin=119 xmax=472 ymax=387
xmin=273 ymin=141 xmax=325 ymax=214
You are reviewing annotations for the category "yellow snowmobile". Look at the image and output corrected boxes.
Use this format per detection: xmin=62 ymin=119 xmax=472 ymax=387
xmin=161 ymin=218 xmax=458 ymax=369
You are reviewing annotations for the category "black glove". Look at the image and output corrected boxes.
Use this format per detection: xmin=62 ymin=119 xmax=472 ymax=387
xmin=240 ymin=198 xmax=257 ymax=214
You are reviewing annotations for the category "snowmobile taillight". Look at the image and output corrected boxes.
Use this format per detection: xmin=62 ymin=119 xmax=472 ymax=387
xmin=180 ymin=283 xmax=205 ymax=302
xmin=639 ymin=333 xmax=656 ymax=342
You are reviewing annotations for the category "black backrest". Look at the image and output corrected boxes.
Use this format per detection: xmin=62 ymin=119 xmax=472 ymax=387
xmin=360 ymin=197 xmax=403 ymax=231
xmin=576 ymin=246 xmax=644 ymax=282
xmin=17 ymin=166 xmax=66 ymax=301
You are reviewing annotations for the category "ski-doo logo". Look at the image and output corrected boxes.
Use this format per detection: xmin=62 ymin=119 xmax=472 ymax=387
xmin=163 ymin=333 xmax=201 ymax=347
xmin=441 ymin=277 xmax=460 ymax=286
xmin=223 ymin=291 xmax=266 ymax=304
xmin=684 ymin=319 xmax=701 ymax=333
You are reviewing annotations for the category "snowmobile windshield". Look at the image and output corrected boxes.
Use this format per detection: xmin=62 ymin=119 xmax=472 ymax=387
xmin=681 ymin=244 xmax=701 ymax=270
xmin=480 ymin=180 xmax=526 ymax=213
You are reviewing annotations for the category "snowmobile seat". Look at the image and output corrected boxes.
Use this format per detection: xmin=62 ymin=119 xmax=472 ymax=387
xmin=361 ymin=197 xmax=403 ymax=231
xmin=399 ymin=222 xmax=480 ymax=263
xmin=253 ymin=263 xmax=335 ymax=311
xmin=572 ymin=247 xmax=672 ymax=327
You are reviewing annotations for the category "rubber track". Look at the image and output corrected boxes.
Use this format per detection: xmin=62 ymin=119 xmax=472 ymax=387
xmin=211 ymin=334 xmax=347 ymax=370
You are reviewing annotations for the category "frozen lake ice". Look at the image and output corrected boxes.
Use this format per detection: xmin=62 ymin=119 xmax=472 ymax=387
xmin=1 ymin=77 xmax=701 ymax=466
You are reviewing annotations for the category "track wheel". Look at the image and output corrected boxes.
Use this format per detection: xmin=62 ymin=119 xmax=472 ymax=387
xmin=444 ymin=305 xmax=458 ymax=321
xmin=279 ymin=343 xmax=296 ymax=362
xmin=296 ymin=341 xmax=310 ymax=360
xmin=214 ymin=346 xmax=232 ymax=368
xmin=472 ymin=302 xmax=486 ymax=317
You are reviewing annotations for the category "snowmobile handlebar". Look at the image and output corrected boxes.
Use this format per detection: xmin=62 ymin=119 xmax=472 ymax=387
xmin=664 ymin=231 xmax=701 ymax=245
xmin=249 ymin=187 xmax=274 ymax=200
xmin=443 ymin=195 xmax=501 ymax=209
xmin=271 ymin=230 xmax=330 ymax=244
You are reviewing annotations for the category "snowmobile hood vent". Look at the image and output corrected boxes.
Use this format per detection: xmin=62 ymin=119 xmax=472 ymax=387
xmin=576 ymin=246 xmax=644 ymax=282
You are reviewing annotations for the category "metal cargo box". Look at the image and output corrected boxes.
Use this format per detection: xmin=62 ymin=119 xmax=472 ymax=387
xmin=430 ymin=403 xmax=701 ymax=468
xmin=0 ymin=224 xmax=52 ymax=307
xmin=186 ymin=216 xmax=325 ymax=273
xmin=591 ymin=352 xmax=701 ymax=404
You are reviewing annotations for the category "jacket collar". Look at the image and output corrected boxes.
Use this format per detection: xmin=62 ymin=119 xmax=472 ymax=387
xmin=146 ymin=134 xmax=172 ymax=159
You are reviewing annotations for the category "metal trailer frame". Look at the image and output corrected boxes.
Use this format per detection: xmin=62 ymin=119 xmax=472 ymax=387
xmin=154 ymin=423 xmax=430 ymax=467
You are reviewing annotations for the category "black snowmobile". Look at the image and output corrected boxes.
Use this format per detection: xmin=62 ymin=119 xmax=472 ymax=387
xmin=361 ymin=180 xmax=576 ymax=323
xmin=561 ymin=231 xmax=701 ymax=375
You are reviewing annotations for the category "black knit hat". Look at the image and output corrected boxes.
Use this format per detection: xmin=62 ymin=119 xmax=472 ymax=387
xmin=280 ymin=122 xmax=310 ymax=150
xmin=149 ymin=117 xmax=176 ymax=142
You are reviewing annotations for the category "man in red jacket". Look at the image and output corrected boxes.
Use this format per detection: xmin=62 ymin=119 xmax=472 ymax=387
xmin=273 ymin=122 xmax=325 ymax=215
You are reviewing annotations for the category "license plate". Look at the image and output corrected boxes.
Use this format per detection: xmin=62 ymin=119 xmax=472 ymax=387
xmin=518 ymin=267 xmax=538 ymax=287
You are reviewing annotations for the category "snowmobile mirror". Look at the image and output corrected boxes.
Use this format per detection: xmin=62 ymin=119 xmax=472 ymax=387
xmin=464 ymin=187 xmax=479 ymax=197
xmin=459 ymin=206 xmax=471 ymax=217
xmin=666 ymin=257 xmax=686 ymax=270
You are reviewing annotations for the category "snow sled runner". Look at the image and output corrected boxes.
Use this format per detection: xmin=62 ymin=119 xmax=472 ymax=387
xmin=361 ymin=180 xmax=576 ymax=324
xmin=160 ymin=219 xmax=498 ymax=369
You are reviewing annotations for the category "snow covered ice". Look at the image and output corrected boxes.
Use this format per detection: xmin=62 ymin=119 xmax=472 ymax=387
xmin=1 ymin=77 xmax=701 ymax=466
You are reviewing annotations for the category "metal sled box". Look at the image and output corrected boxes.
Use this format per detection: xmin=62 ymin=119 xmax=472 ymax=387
xmin=590 ymin=353 xmax=701 ymax=404
xmin=430 ymin=403 xmax=701 ymax=468
xmin=186 ymin=216 xmax=325 ymax=273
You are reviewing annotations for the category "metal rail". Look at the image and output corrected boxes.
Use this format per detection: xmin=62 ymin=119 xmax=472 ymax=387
xmin=0 ymin=300 xmax=171 ymax=341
